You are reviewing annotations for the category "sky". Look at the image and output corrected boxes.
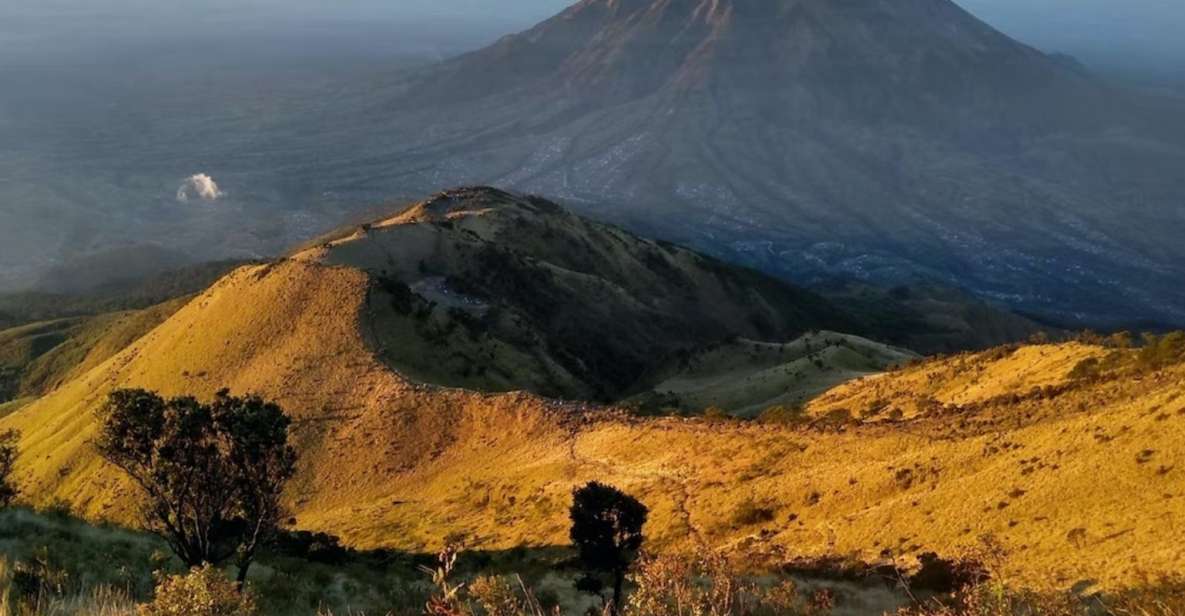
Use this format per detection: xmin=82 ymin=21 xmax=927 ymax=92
xmin=3 ymin=0 xmax=1184 ymax=74
xmin=1 ymin=0 xmax=1183 ymax=84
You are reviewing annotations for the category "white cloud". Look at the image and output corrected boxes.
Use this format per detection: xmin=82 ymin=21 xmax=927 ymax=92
xmin=177 ymin=173 xmax=224 ymax=203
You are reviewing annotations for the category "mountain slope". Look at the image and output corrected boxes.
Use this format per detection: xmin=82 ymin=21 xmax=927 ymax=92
xmin=335 ymin=0 xmax=1185 ymax=327
xmin=4 ymin=258 xmax=1183 ymax=590
xmin=3 ymin=188 xmax=1182 ymax=592
xmin=630 ymin=332 xmax=917 ymax=416
xmin=0 ymin=299 xmax=185 ymax=405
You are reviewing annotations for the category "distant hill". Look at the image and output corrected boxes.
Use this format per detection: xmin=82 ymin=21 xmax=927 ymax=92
xmin=0 ymin=260 xmax=250 ymax=330
xmin=292 ymin=187 xmax=851 ymax=401
xmin=630 ymin=332 xmax=917 ymax=416
xmin=821 ymin=281 xmax=1054 ymax=355
xmin=0 ymin=300 xmax=187 ymax=408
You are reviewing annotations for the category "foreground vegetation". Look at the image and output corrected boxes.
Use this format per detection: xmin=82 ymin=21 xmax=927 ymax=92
xmin=2 ymin=507 xmax=1184 ymax=616
xmin=6 ymin=328 xmax=1185 ymax=613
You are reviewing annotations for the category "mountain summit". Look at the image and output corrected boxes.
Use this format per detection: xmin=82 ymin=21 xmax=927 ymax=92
xmin=370 ymin=0 xmax=1185 ymax=327
xmin=430 ymin=0 xmax=1087 ymax=113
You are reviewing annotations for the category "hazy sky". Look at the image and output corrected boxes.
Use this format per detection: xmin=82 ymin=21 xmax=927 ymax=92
xmin=2 ymin=0 xmax=1183 ymax=77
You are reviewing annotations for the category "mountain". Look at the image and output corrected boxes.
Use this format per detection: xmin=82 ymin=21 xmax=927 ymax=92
xmin=7 ymin=0 xmax=1181 ymax=328
xmin=337 ymin=0 xmax=1185 ymax=327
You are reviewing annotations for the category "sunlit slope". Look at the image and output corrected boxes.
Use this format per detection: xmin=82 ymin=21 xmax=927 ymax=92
xmin=0 ymin=260 xmax=571 ymax=525
xmin=355 ymin=343 xmax=1183 ymax=590
xmin=0 ymin=299 xmax=186 ymax=412
xmin=5 ymin=256 xmax=1182 ymax=591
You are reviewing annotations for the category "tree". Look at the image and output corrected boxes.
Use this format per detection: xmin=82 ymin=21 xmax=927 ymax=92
xmin=0 ymin=429 xmax=19 ymax=507
xmin=569 ymin=481 xmax=648 ymax=614
xmin=95 ymin=389 xmax=297 ymax=584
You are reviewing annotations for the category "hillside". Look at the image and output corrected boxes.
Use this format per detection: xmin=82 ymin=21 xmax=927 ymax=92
xmin=821 ymin=282 xmax=1054 ymax=355
xmin=0 ymin=298 xmax=185 ymax=406
xmin=630 ymin=332 xmax=917 ymax=416
xmin=291 ymin=187 xmax=852 ymax=401
xmin=3 ymin=218 xmax=1184 ymax=591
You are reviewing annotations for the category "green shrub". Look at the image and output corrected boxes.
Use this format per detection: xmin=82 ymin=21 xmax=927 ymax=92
xmin=702 ymin=407 xmax=734 ymax=423
xmin=1066 ymin=358 xmax=1100 ymax=381
xmin=137 ymin=565 xmax=256 ymax=616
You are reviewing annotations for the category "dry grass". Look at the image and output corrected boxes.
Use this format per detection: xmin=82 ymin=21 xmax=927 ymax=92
xmin=2 ymin=258 xmax=1184 ymax=594
xmin=0 ymin=557 xmax=136 ymax=616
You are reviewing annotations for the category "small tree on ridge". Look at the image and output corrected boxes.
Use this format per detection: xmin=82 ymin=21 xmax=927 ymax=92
xmin=570 ymin=481 xmax=648 ymax=614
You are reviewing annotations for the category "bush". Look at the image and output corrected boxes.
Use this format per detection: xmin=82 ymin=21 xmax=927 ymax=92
xmin=137 ymin=565 xmax=257 ymax=616
xmin=626 ymin=550 xmax=826 ymax=616
xmin=269 ymin=529 xmax=351 ymax=564
xmin=703 ymin=407 xmax=734 ymax=423
xmin=1066 ymin=358 xmax=1100 ymax=381
xmin=758 ymin=405 xmax=806 ymax=427
xmin=732 ymin=499 xmax=776 ymax=527
xmin=1137 ymin=332 xmax=1185 ymax=370
xmin=0 ymin=429 xmax=18 ymax=507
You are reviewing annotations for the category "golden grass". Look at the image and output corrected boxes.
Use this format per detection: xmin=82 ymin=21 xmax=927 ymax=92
xmin=2 ymin=258 xmax=1183 ymax=596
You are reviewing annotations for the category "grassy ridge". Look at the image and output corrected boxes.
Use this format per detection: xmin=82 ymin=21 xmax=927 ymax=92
xmin=0 ymin=299 xmax=188 ymax=405
xmin=4 ymin=258 xmax=1183 ymax=590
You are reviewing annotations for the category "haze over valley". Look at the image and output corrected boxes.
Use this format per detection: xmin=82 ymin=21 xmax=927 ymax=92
xmin=3 ymin=0 xmax=1185 ymax=328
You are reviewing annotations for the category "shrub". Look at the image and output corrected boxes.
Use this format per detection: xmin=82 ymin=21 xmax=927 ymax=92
xmin=703 ymin=407 xmax=734 ymax=423
xmin=469 ymin=575 xmax=525 ymax=616
xmin=1067 ymin=358 xmax=1100 ymax=381
xmin=758 ymin=405 xmax=806 ymax=427
xmin=1137 ymin=332 xmax=1185 ymax=370
xmin=0 ymin=429 xmax=18 ymax=508
xmin=468 ymin=575 xmax=551 ymax=616
xmin=137 ymin=565 xmax=257 ymax=616
xmin=732 ymin=499 xmax=776 ymax=527
xmin=626 ymin=550 xmax=823 ymax=616
xmin=270 ymin=529 xmax=351 ymax=564
xmin=814 ymin=409 xmax=853 ymax=431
